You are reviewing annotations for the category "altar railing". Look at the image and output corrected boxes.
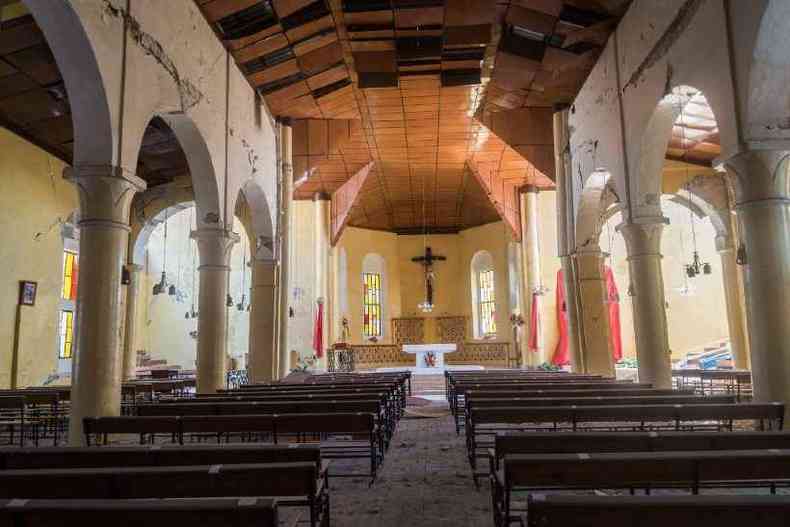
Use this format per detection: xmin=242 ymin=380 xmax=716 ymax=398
xmin=327 ymin=341 xmax=516 ymax=371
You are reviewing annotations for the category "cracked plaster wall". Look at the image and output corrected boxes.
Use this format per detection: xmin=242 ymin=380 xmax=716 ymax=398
xmin=51 ymin=0 xmax=276 ymax=239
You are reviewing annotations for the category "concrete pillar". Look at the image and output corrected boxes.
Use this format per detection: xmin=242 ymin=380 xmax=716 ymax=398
xmin=560 ymin=255 xmax=584 ymax=372
xmin=191 ymin=228 xmax=238 ymax=393
xmin=725 ymin=150 xmax=790 ymax=409
xmin=575 ymin=250 xmax=614 ymax=376
xmin=277 ymin=120 xmax=293 ymax=379
xmin=519 ymin=187 xmax=544 ymax=366
xmin=554 ymin=107 xmax=583 ymax=371
xmin=314 ymin=194 xmax=330 ymax=369
xmin=65 ymin=165 xmax=146 ymax=445
xmin=715 ymin=235 xmax=750 ymax=370
xmin=249 ymin=258 xmax=278 ymax=382
xmin=122 ymin=263 xmax=144 ymax=381
xmin=619 ymin=218 xmax=672 ymax=388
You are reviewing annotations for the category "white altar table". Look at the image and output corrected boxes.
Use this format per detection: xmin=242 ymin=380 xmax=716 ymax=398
xmin=403 ymin=343 xmax=457 ymax=372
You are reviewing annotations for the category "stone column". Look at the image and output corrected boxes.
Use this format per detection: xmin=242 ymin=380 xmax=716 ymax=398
xmin=519 ymin=187 xmax=543 ymax=366
xmin=560 ymin=256 xmax=585 ymax=372
xmin=277 ymin=121 xmax=293 ymax=379
xmin=191 ymin=228 xmax=238 ymax=393
xmin=249 ymin=258 xmax=278 ymax=383
xmin=65 ymin=165 xmax=146 ymax=445
xmin=715 ymin=235 xmax=750 ymax=370
xmin=554 ymin=107 xmax=583 ymax=371
xmin=619 ymin=218 xmax=672 ymax=388
xmin=121 ymin=263 xmax=144 ymax=381
xmin=725 ymin=150 xmax=790 ymax=409
xmin=575 ymin=249 xmax=614 ymax=376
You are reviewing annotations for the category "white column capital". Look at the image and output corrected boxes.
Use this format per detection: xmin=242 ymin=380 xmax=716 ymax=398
xmin=65 ymin=165 xmax=146 ymax=229
xmin=617 ymin=217 xmax=668 ymax=259
xmin=191 ymin=228 xmax=239 ymax=270
xmin=723 ymin=149 xmax=790 ymax=205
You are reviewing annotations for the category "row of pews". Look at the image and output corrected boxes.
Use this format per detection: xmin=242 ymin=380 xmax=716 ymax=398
xmin=0 ymin=371 xmax=409 ymax=526
xmin=444 ymin=369 xmax=790 ymax=527
xmin=0 ymin=379 xmax=194 ymax=447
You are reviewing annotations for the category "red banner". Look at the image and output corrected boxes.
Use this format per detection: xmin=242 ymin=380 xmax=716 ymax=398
xmin=313 ymin=301 xmax=324 ymax=358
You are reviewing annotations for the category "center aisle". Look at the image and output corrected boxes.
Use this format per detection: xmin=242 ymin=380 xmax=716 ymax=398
xmin=332 ymin=378 xmax=491 ymax=526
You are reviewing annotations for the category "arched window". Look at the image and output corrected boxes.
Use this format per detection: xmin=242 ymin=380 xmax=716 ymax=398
xmin=57 ymin=213 xmax=79 ymax=373
xmin=471 ymin=251 xmax=496 ymax=338
xmin=362 ymin=253 xmax=386 ymax=338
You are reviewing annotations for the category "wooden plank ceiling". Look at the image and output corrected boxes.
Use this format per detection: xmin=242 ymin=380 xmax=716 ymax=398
xmin=0 ymin=4 xmax=193 ymax=189
xmin=196 ymin=0 xmax=631 ymax=234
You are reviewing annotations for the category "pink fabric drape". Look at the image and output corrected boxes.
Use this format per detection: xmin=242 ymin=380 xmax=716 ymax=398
xmin=605 ymin=266 xmax=623 ymax=362
xmin=313 ymin=301 xmax=324 ymax=358
xmin=552 ymin=269 xmax=570 ymax=365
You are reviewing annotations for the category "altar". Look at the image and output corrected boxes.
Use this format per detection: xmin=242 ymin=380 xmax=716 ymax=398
xmin=403 ymin=343 xmax=457 ymax=371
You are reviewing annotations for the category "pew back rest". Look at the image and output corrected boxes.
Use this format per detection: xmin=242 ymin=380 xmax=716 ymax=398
xmin=0 ymin=444 xmax=320 ymax=470
xmin=0 ymin=462 xmax=318 ymax=499
xmin=276 ymin=412 xmax=375 ymax=435
xmin=0 ymin=498 xmax=278 ymax=527
xmin=525 ymin=495 xmax=790 ymax=527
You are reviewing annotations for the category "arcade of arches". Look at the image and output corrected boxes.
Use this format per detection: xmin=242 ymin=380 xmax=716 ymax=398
xmin=0 ymin=0 xmax=790 ymax=522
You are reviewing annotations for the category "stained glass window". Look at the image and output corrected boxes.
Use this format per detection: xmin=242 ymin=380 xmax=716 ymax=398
xmin=59 ymin=310 xmax=74 ymax=359
xmin=363 ymin=272 xmax=382 ymax=337
xmin=62 ymin=251 xmax=78 ymax=300
xmin=478 ymin=269 xmax=496 ymax=336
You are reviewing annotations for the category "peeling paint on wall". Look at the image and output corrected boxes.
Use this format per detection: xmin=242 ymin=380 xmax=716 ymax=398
xmin=103 ymin=1 xmax=204 ymax=112
xmin=624 ymin=0 xmax=705 ymax=91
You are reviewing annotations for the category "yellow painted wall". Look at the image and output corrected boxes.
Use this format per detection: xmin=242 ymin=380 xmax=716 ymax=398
xmin=0 ymin=128 xmax=76 ymax=387
xmin=136 ymin=208 xmax=251 ymax=370
xmin=335 ymin=222 xmax=514 ymax=344
xmin=335 ymin=226 xmax=401 ymax=343
xmin=602 ymin=198 xmax=729 ymax=360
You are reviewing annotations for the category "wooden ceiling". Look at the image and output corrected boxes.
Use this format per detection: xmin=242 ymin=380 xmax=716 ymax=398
xmin=666 ymin=87 xmax=721 ymax=167
xmin=196 ymin=0 xmax=628 ymax=235
xmin=0 ymin=3 xmax=193 ymax=189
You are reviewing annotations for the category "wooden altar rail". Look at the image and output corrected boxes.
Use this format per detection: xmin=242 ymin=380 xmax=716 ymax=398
xmin=328 ymin=342 xmax=515 ymax=371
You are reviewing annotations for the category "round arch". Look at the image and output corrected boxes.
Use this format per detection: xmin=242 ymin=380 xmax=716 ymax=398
xmin=235 ymin=180 xmax=275 ymax=260
xmin=575 ymin=170 xmax=620 ymax=252
xmin=127 ymin=114 xmax=222 ymax=230
xmin=23 ymin=0 xmax=116 ymax=166
xmin=635 ymin=86 xmax=720 ymax=219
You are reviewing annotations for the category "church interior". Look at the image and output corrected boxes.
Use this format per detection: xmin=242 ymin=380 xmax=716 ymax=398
xmin=0 ymin=0 xmax=789 ymax=525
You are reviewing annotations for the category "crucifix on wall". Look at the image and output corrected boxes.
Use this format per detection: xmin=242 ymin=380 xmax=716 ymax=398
xmin=411 ymin=246 xmax=446 ymax=308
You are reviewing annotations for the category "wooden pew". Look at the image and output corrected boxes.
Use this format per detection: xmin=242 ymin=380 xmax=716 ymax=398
xmin=137 ymin=399 xmax=392 ymax=445
xmin=83 ymin=412 xmax=381 ymax=482
xmin=494 ymin=449 xmax=790 ymax=527
xmin=0 ymin=498 xmax=279 ymax=527
xmin=484 ymin=430 xmax=790 ymax=485
xmin=0 ymin=443 xmax=321 ymax=470
xmin=466 ymin=402 xmax=785 ymax=473
xmin=0 ymin=397 xmax=25 ymax=447
xmin=449 ymin=381 xmax=653 ymax=421
xmin=460 ymin=393 xmax=733 ymax=433
xmin=525 ymin=495 xmax=790 ymax=527
xmin=0 ymin=462 xmax=327 ymax=527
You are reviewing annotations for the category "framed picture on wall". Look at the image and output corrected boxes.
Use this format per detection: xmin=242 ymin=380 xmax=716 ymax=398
xmin=19 ymin=281 xmax=37 ymax=306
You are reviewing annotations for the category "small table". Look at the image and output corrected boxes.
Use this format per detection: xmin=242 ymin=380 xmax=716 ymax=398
xmin=403 ymin=344 xmax=457 ymax=371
